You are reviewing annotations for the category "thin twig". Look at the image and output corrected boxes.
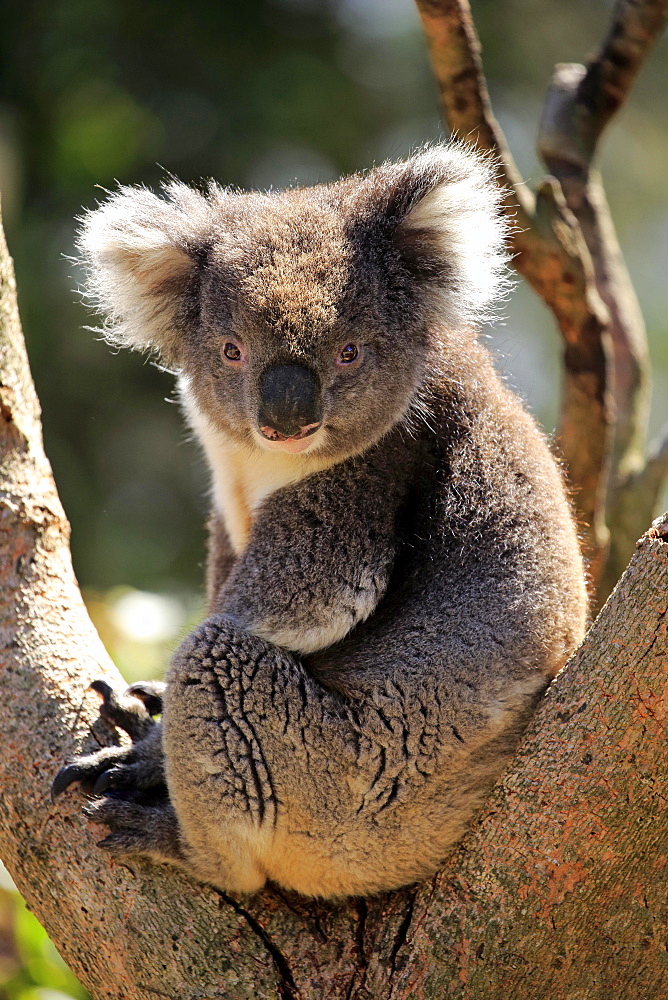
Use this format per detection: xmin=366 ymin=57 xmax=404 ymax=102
xmin=637 ymin=423 xmax=668 ymax=512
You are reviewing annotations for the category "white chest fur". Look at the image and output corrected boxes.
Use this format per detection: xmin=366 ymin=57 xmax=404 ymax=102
xmin=180 ymin=381 xmax=334 ymax=554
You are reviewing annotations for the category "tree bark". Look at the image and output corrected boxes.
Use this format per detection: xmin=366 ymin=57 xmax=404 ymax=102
xmin=1 ymin=199 xmax=668 ymax=997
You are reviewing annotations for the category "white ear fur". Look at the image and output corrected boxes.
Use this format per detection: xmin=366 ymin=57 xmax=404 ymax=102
xmin=77 ymin=181 xmax=215 ymax=359
xmin=397 ymin=143 xmax=512 ymax=331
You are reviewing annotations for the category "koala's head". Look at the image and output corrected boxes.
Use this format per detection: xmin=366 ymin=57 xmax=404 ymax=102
xmin=78 ymin=143 xmax=508 ymax=462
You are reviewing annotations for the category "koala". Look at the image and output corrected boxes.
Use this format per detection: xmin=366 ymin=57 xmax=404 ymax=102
xmin=53 ymin=143 xmax=587 ymax=898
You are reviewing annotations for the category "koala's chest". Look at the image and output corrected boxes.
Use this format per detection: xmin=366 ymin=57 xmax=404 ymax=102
xmin=183 ymin=388 xmax=334 ymax=553
xmin=207 ymin=446 xmax=307 ymax=553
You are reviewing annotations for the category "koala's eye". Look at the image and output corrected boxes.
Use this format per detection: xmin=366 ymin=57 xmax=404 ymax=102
xmin=337 ymin=344 xmax=359 ymax=365
xmin=222 ymin=341 xmax=244 ymax=364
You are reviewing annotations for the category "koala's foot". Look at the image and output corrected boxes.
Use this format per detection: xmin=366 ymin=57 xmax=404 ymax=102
xmin=52 ymin=679 xmax=184 ymax=865
xmin=84 ymin=796 xmax=183 ymax=862
xmin=52 ymin=679 xmax=165 ymax=799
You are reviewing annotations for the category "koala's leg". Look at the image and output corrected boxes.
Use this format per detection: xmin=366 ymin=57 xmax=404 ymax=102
xmin=161 ymin=614 xmax=473 ymax=898
xmin=161 ymin=616 xmax=292 ymax=894
xmin=55 ymin=617 xmax=532 ymax=896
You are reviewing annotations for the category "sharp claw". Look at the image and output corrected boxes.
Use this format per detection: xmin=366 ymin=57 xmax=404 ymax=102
xmin=90 ymin=679 xmax=115 ymax=702
xmin=51 ymin=764 xmax=82 ymax=800
xmin=93 ymin=769 xmax=117 ymax=795
xmin=90 ymin=679 xmax=126 ymax=719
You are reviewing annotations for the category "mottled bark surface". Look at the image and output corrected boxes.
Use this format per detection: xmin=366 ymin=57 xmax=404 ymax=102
xmin=1 ymin=203 xmax=668 ymax=998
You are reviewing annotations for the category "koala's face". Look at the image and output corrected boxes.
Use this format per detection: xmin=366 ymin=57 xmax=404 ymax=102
xmin=79 ymin=144 xmax=507 ymax=463
xmin=177 ymin=190 xmax=432 ymax=462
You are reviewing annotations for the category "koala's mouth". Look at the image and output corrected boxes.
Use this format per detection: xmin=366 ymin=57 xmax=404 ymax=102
xmin=258 ymin=421 xmax=321 ymax=454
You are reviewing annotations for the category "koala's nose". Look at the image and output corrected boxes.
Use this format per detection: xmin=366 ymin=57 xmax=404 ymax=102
xmin=258 ymin=364 xmax=322 ymax=439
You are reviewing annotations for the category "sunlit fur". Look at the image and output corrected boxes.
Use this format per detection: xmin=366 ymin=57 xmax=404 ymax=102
xmin=78 ymin=143 xmax=511 ymax=362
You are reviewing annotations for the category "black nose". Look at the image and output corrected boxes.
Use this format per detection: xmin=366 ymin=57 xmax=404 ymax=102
xmin=258 ymin=364 xmax=322 ymax=439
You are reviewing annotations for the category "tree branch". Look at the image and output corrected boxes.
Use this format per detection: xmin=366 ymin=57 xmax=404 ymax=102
xmin=411 ymin=0 xmax=529 ymax=215
xmin=644 ymin=422 xmax=668 ymax=497
xmin=538 ymin=0 xmax=667 ymax=603
xmin=0 ymin=206 xmax=293 ymax=1000
xmin=603 ymin=422 xmax=668 ymax=594
xmin=388 ymin=511 xmax=668 ymax=998
xmin=415 ymin=0 xmax=611 ymax=585
xmin=542 ymin=0 xmax=668 ymax=168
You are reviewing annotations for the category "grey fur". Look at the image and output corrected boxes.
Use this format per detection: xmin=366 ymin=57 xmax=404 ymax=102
xmin=55 ymin=142 xmax=587 ymax=897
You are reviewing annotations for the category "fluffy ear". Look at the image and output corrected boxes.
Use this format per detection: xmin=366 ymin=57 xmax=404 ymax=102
xmin=77 ymin=181 xmax=216 ymax=362
xmin=370 ymin=142 xmax=511 ymax=330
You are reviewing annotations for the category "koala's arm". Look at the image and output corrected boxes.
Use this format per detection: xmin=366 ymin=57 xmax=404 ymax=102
xmin=211 ymin=452 xmax=408 ymax=655
xmin=204 ymin=511 xmax=237 ymax=610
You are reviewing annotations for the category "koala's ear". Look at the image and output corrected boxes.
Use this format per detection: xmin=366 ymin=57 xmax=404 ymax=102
xmin=77 ymin=181 xmax=217 ymax=363
xmin=370 ymin=143 xmax=511 ymax=329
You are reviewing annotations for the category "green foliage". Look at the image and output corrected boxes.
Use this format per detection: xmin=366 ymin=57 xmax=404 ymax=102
xmin=0 ymin=886 xmax=90 ymax=1000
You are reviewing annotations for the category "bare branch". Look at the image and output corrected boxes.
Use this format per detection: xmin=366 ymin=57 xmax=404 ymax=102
xmin=412 ymin=0 xmax=530 ymax=216
xmin=414 ymin=0 xmax=611 ymax=583
xmin=604 ymin=423 xmax=668 ymax=589
xmin=540 ymin=0 xmax=668 ymax=173
xmin=538 ymin=1 xmax=667 ymax=602
xmin=644 ymin=422 xmax=668 ymax=493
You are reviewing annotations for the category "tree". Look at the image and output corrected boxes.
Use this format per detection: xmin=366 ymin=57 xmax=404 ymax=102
xmin=0 ymin=1 xmax=667 ymax=997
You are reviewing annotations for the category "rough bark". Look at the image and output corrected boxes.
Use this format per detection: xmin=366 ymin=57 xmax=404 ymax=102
xmin=1 ymin=200 xmax=668 ymax=997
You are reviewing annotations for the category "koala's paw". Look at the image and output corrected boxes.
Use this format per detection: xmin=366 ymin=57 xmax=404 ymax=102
xmin=51 ymin=679 xmax=167 ymax=804
xmin=91 ymin=678 xmax=165 ymax=739
xmin=52 ymin=680 xmax=183 ymax=865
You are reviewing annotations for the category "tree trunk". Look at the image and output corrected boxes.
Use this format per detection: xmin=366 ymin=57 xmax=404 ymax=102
xmin=1 ymin=200 xmax=668 ymax=998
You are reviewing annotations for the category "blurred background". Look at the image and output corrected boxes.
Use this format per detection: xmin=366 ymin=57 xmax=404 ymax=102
xmin=0 ymin=0 xmax=666 ymax=996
